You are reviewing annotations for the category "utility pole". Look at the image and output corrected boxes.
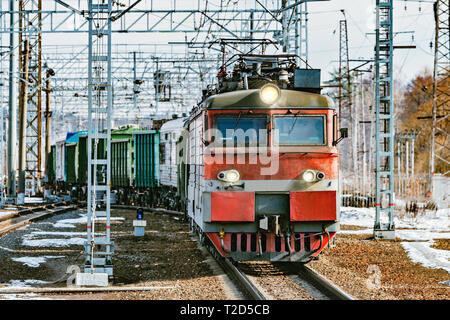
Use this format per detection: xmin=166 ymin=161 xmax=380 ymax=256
xmin=44 ymin=67 xmax=55 ymax=192
xmin=18 ymin=40 xmax=31 ymax=204
xmin=430 ymin=0 xmax=449 ymax=180
xmin=154 ymin=57 xmax=160 ymax=116
xmin=338 ymin=16 xmax=352 ymax=128
xmin=7 ymin=0 xmax=17 ymax=200
xmin=18 ymin=0 xmax=44 ymax=195
xmin=0 ymin=0 xmax=4 ymax=189
xmin=373 ymin=0 xmax=395 ymax=240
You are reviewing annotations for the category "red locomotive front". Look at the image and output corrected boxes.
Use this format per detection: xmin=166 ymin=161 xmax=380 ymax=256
xmin=183 ymin=55 xmax=344 ymax=263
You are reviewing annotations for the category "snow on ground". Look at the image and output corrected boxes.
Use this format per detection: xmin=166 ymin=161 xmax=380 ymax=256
xmin=11 ymin=256 xmax=65 ymax=268
xmin=0 ymin=212 xmax=14 ymax=219
xmin=0 ymin=280 xmax=52 ymax=300
xmin=0 ymin=208 xmax=18 ymax=219
xmin=53 ymin=212 xmax=125 ymax=229
xmin=23 ymin=197 xmax=45 ymax=204
xmin=3 ymin=279 xmax=49 ymax=288
xmin=21 ymin=237 xmax=86 ymax=247
xmin=340 ymin=206 xmax=450 ymax=274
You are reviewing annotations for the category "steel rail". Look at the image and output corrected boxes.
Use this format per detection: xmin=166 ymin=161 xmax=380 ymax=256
xmin=0 ymin=203 xmax=76 ymax=235
xmin=298 ymin=264 xmax=354 ymax=300
xmin=212 ymin=256 xmax=266 ymax=301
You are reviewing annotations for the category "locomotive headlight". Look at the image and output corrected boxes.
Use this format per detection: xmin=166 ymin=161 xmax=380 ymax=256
xmin=302 ymin=170 xmax=316 ymax=182
xmin=260 ymin=84 xmax=280 ymax=105
xmin=218 ymin=169 xmax=240 ymax=183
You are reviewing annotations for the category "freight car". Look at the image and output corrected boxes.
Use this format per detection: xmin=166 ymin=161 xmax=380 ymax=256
xmin=159 ymin=117 xmax=188 ymax=211
xmin=170 ymin=54 xmax=347 ymax=262
xmin=50 ymin=125 xmax=162 ymax=204
xmin=114 ymin=128 xmax=160 ymax=206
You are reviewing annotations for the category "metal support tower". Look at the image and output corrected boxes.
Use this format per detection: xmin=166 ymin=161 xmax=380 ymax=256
xmin=282 ymin=1 xmax=328 ymax=66
xmin=374 ymin=0 xmax=395 ymax=239
xmin=284 ymin=0 xmax=308 ymax=66
xmin=18 ymin=0 xmax=43 ymax=195
xmin=298 ymin=2 xmax=309 ymax=67
xmin=430 ymin=0 xmax=450 ymax=178
xmin=0 ymin=0 xmax=4 ymax=188
xmin=338 ymin=17 xmax=352 ymax=128
xmin=7 ymin=0 xmax=17 ymax=199
xmin=84 ymin=0 xmax=114 ymax=276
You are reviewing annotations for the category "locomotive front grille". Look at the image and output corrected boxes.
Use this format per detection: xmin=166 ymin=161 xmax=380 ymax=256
xmin=229 ymin=232 xmax=315 ymax=253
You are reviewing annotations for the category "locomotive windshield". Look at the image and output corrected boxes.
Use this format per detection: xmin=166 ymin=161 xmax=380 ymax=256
xmin=274 ymin=115 xmax=325 ymax=145
xmin=216 ymin=116 xmax=267 ymax=146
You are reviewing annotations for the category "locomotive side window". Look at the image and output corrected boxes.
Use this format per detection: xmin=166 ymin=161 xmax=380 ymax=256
xmin=273 ymin=115 xmax=326 ymax=145
xmin=215 ymin=116 xmax=267 ymax=146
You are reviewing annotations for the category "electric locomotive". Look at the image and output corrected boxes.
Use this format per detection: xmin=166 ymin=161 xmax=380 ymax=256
xmin=175 ymin=54 xmax=346 ymax=263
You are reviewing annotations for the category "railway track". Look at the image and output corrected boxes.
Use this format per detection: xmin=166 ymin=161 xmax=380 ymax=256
xmin=296 ymin=264 xmax=354 ymax=300
xmin=206 ymin=241 xmax=353 ymax=300
xmin=0 ymin=202 xmax=76 ymax=236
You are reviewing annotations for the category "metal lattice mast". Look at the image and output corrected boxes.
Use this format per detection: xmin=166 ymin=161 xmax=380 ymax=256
xmin=0 ymin=0 xmax=4 ymax=187
xmin=299 ymin=2 xmax=308 ymax=67
xmin=338 ymin=18 xmax=351 ymax=128
xmin=374 ymin=0 xmax=395 ymax=238
xmin=430 ymin=0 xmax=450 ymax=178
xmin=84 ymin=0 xmax=114 ymax=276
xmin=6 ymin=0 xmax=17 ymax=198
xmin=284 ymin=0 xmax=308 ymax=67
xmin=18 ymin=0 xmax=43 ymax=194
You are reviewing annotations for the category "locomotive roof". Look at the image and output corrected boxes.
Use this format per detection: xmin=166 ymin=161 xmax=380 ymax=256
xmin=203 ymin=89 xmax=335 ymax=109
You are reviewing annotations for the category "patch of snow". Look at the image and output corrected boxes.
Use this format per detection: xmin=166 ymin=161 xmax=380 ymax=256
xmin=11 ymin=256 xmax=65 ymax=268
xmin=3 ymin=279 xmax=48 ymax=288
xmin=53 ymin=213 xmax=87 ymax=229
xmin=52 ymin=213 xmax=125 ymax=229
xmin=340 ymin=228 xmax=373 ymax=235
xmin=29 ymin=231 xmax=88 ymax=237
xmin=0 ymin=212 xmax=14 ymax=219
xmin=0 ymin=293 xmax=53 ymax=300
xmin=22 ymin=237 xmax=85 ymax=247
xmin=401 ymin=241 xmax=450 ymax=274
xmin=340 ymin=206 xmax=450 ymax=274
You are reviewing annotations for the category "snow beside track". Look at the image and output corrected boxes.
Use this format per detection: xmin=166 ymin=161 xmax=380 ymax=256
xmin=339 ymin=207 xmax=450 ymax=274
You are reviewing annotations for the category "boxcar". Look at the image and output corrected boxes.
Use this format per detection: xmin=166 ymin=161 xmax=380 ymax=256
xmin=159 ymin=117 xmax=187 ymax=188
xmin=133 ymin=130 xmax=160 ymax=188
xmin=46 ymin=145 xmax=56 ymax=184
xmin=64 ymin=131 xmax=87 ymax=184
xmin=110 ymin=125 xmax=141 ymax=187
xmin=77 ymin=135 xmax=106 ymax=185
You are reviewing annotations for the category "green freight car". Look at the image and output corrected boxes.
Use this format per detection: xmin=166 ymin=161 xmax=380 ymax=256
xmin=58 ymin=126 xmax=161 ymax=205
xmin=133 ymin=130 xmax=160 ymax=188
xmin=77 ymin=135 xmax=106 ymax=185
xmin=46 ymin=145 xmax=56 ymax=184
xmin=64 ymin=131 xmax=87 ymax=184
xmin=110 ymin=125 xmax=141 ymax=187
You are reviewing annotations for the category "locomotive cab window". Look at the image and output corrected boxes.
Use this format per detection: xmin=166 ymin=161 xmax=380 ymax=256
xmin=273 ymin=115 xmax=326 ymax=145
xmin=214 ymin=115 xmax=267 ymax=146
